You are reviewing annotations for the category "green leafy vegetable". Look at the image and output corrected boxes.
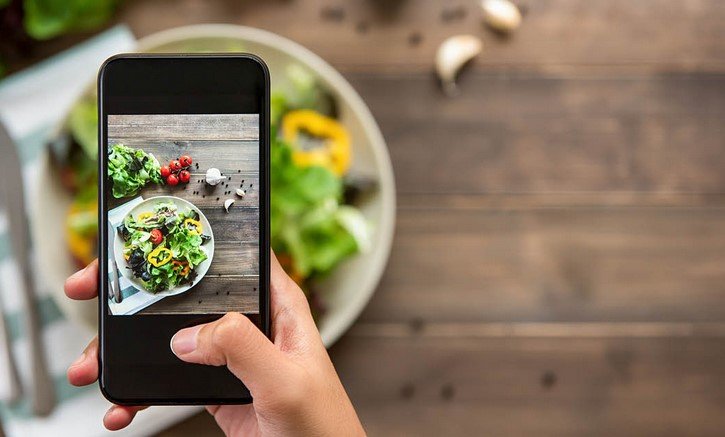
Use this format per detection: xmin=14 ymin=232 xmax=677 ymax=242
xmin=120 ymin=201 xmax=209 ymax=293
xmin=271 ymin=139 xmax=365 ymax=277
xmin=107 ymin=143 xmax=162 ymax=198
xmin=22 ymin=0 xmax=118 ymax=40
xmin=69 ymin=95 xmax=98 ymax=160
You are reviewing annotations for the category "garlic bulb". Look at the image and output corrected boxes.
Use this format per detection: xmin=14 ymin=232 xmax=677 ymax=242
xmin=205 ymin=168 xmax=224 ymax=186
xmin=224 ymin=198 xmax=235 ymax=212
xmin=435 ymin=35 xmax=483 ymax=96
xmin=235 ymin=188 xmax=246 ymax=197
xmin=481 ymin=0 xmax=522 ymax=33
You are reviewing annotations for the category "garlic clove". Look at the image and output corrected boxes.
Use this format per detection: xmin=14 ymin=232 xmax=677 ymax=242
xmin=235 ymin=188 xmax=246 ymax=197
xmin=224 ymin=198 xmax=235 ymax=212
xmin=435 ymin=35 xmax=483 ymax=96
xmin=481 ymin=0 xmax=522 ymax=34
xmin=206 ymin=167 xmax=224 ymax=186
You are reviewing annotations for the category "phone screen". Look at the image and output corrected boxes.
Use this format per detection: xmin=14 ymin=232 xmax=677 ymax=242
xmin=106 ymin=113 xmax=260 ymax=317
xmin=99 ymin=55 xmax=269 ymax=404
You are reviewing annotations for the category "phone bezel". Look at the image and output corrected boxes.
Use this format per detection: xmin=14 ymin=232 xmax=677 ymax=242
xmin=97 ymin=53 xmax=270 ymax=405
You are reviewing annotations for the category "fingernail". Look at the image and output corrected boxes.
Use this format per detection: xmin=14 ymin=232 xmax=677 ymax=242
xmin=104 ymin=405 xmax=116 ymax=421
xmin=70 ymin=351 xmax=86 ymax=368
xmin=170 ymin=325 xmax=202 ymax=356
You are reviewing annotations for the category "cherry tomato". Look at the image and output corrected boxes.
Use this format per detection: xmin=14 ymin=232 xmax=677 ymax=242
xmin=150 ymin=229 xmax=163 ymax=245
xmin=166 ymin=174 xmax=179 ymax=186
xmin=169 ymin=160 xmax=182 ymax=171
xmin=160 ymin=165 xmax=171 ymax=178
xmin=179 ymin=155 xmax=192 ymax=167
xmin=179 ymin=170 xmax=191 ymax=183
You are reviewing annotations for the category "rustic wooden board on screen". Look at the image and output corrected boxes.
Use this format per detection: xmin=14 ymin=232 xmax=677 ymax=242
xmin=107 ymin=114 xmax=260 ymax=314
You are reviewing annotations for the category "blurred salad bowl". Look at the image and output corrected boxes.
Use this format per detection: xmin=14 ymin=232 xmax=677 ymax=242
xmin=33 ymin=24 xmax=396 ymax=347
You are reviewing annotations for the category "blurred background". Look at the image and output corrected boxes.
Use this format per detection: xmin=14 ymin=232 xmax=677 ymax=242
xmin=0 ymin=0 xmax=724 ymax=436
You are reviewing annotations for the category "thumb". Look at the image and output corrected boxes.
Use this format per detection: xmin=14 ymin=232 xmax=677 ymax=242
xmin=171 ymin=313 xmax=289 ymax=392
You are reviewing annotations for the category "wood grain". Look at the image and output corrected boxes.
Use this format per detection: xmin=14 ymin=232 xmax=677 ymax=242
xmin=140 ymin=276 xmax=259 ymax=314
xmin=84 ymin=0 xmax=725 ymax=435
xmin=109 ymin=114 xmax=259 ymax=141
xmin=347 ymin=72 xmax=725 ymax=194
xmin=328 ymin=334 xmax=725 ymax=437
xmin=359 ymin=198 xmax=725 ymax=324
xmin=117 ymin=0 xmax=725 ymax=73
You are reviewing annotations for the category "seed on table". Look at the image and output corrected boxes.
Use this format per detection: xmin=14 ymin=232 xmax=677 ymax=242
xmin=216 ymin=197 xmax=220 ymax=201
xmin=408 ymin=32 xmax=423 ymax=46
xmin=356 ymin=21 xmax=369 ymax=34
xmin=320 ymin=5 xmax=345 ymax=22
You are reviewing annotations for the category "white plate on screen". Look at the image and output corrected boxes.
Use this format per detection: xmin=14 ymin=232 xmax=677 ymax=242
xmin=112 ymin=196 xmax=215 ymax=298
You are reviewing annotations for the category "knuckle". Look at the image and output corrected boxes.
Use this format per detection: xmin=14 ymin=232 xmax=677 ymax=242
xmin=210 ymin=313 xmax=249 ymax=351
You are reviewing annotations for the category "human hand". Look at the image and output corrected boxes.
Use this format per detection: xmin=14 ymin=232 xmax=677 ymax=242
xmin=65 ymin=253 xmax=365 ymax=435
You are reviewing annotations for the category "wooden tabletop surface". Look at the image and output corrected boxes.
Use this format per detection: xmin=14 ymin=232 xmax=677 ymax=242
xmin=13 ymin=0 xmax=724 ymax=435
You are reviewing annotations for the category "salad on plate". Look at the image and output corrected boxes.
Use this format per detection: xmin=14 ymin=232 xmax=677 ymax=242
xmin=117 ymin=200 xmax=211 ymax=293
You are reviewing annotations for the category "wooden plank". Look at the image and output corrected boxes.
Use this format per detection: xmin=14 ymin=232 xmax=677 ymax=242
xmin=108 ymin=114 xmax=259 ymax=141
xmin=345 ymin=72 xmax=725 ymax=194
xmin=329 ymin=334 xmax=725 ymax=436
xmin=140 ymin=276 xmax=259 ymax=314
xmin=193 ymin=208 xmax=259 ymax=242
xmin=207 ymin=241 xmax=259 ymax=276
xmin=126 ymin=179 xmax=259 ymax=209
xmin=117 ymin=0 xmax=725 ymax=73
xmin=358 ymin=198 xmax=725 ymax=323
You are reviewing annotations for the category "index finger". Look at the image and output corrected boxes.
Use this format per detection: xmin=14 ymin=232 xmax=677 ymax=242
xmin=64 ymin=259 xmax=99 ymax=300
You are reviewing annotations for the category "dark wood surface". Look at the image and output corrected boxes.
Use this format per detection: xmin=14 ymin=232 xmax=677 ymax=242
xmin=77 ymin=0 xmax=725 ymax=435
xmin=5 ymin=0 xmax=725 ymax=434
xmin=108 ymin=114 xmax=260 ymax=314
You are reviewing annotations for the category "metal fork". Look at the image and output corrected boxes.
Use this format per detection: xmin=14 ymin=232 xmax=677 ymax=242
xmin=0 ymin=121 xmax=56 ymax=416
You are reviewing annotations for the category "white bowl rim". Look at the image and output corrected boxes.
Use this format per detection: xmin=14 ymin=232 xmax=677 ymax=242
xmin=136 ymin=24 xmax=396 ymax=346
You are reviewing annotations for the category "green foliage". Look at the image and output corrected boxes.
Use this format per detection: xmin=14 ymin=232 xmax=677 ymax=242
xmin=271 ymin=139 xmax=359 ymax=277
xmin=107 ymin=143 xmax=162 ymax=198
xmin=23 ymin=0 xmax=118 ymax=40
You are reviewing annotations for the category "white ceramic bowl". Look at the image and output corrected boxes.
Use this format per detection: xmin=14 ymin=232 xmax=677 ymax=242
xmin=34 ymin=25 xmax=396 ymax=347
xmin=113 ymin=196 xmax=215 ymax=298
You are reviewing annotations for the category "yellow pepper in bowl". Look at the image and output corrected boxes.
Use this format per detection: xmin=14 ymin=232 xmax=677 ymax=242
xmin=147 ymin=246 xmax=172 ymax=267
xmin=281 ymin=110 xmax=351 ymax=176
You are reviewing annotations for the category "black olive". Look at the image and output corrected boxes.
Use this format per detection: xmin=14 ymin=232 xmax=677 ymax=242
xmin=140 ymin=271 xmax=151 ymax=281
xmin=116 ymin=224 xmax=130 ymax=241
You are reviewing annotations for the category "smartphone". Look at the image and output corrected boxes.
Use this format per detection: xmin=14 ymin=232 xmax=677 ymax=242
xmin=98 ymin=54 xmax=270 ymax=404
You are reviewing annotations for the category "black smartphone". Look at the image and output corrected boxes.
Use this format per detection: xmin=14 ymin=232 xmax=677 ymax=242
xmin=97 ymin=54 xmax=270 ymax=405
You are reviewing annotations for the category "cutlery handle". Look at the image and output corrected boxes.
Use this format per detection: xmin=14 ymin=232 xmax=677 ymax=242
xmin=0 ymin=306 xmax=22 ymax=403
xmin=20 ymin=266 xmax=56 ymax=416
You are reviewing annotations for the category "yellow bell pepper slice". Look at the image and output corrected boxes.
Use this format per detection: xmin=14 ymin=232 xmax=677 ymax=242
xmin=183 ymin=218 xmax=202 ymax=235
xmin=281 ymin=110 xmax=351 ymax=176
xmin=147 ymin=246 xmax=172 ymax=267
xmin=138 ymin=212 xmax=154 ymax=222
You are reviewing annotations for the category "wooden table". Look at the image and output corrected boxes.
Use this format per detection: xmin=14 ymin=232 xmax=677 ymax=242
xmin=107 ymin=114 xmax=260 ymax=314
xmin=15 ymin=0 xmax=725 ymax=435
